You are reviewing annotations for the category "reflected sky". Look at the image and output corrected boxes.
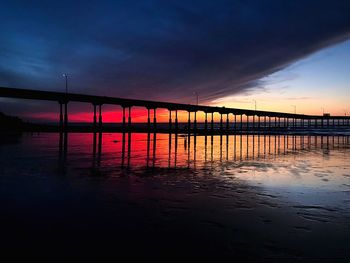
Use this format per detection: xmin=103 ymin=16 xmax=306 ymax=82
xmin=1 ymin=132 xmax=350 ymax=260
xmin=7 ymin=132 xmax=349 ymax=190
xmin=2 ymin=132 xmax=350 ymax=219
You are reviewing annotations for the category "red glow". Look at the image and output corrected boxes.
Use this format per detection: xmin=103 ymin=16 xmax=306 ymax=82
xmin=23 ymin=108 xmax=214 ymax=123
xmin=23 ymin=108 xmax=174 ymax=123
xmin=22 ymin=103 xmax=263 ymax=123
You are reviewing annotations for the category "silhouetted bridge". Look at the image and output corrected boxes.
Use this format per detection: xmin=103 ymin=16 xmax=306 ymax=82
xmin=0 ymin=87 xmax=349 ymax=134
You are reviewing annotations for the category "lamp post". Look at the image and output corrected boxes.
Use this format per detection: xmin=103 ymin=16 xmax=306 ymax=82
xmin=253 ymin=100 xmax=257 ymax=111
xmin=291 ymin=105 xmax=296 ymax=114
xmin=193 ymin=91 xmax=198 ymax=106
xmin=62 ymin=73 xmax=68 ymax=131
xmin=291 ymin=105 xmax=296 ymax=129
xmin=62 ymin=74 xmax=68 ymax=94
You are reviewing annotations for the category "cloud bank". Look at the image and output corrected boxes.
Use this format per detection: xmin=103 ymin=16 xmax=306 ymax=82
xmin=1 ymin=0 xmax=350 ymax=108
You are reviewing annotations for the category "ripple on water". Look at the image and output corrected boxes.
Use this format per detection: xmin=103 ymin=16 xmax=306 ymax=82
xmin=314 ymin=172 xmax=329 ymax=178
xmin=256 ymin=192 xmax=278 ymax=199
xmin=292 ymin=205 xmax=337 ymax=212
xmin=294 ymin=205 xmax=339 ymax=223
xmin=200 ymin=220 xmax=226 ymax=229
xmin=293 ymin=225 xmax=312 ymax=232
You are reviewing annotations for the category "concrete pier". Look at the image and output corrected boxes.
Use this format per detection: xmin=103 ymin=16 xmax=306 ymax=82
xmin=1 ymin=86 xmax=349 ymax=135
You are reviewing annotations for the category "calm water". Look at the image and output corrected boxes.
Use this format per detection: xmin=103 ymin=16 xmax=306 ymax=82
xmin=1 ymin=132 xmax=350 ymax=261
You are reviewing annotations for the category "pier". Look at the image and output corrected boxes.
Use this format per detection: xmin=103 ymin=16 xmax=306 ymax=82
xmin=1 ymin=87 xmax=349 ymax=134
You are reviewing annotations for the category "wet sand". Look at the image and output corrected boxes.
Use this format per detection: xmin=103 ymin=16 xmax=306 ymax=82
xmin=1 ymin=133 xmax=350 ymax=261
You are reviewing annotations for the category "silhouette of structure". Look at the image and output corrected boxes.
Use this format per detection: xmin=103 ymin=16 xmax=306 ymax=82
xmin=0 ymin=112 xmax=24 ymax=132
xmin=1 ymin=87 xmax=350 ymax=134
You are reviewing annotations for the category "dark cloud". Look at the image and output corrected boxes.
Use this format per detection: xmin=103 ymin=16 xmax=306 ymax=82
xmin=1 ymin=0 xmax=350 ymax=112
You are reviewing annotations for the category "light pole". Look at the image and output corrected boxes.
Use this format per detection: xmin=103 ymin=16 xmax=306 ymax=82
xmin=291 ymin=105 xmax=296 ymax=129
xmin=62 ymin=74 xmax=68 ymax=94
xmin=62 ymin=73 xmax=68 ymax=131
xmin=321 ymin=107 xmax=325 ymax=115
xmin=193 ymin=91 xmax=198 ymax=106
xmin=291 ymin=105 xmax=296 ymax=114
xmin=253 ymin=100 xmax=257 ymax=111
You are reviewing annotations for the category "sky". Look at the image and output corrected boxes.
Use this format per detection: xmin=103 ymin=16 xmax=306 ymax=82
xmin=213 ymin=39 xmax=350 ymax=116
xmin=0 ymin=0 xmax=350 ymax=122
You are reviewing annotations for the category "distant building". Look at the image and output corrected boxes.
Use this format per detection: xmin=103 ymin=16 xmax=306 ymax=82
xmin=323 ymin=113 xmax=330 ymax=117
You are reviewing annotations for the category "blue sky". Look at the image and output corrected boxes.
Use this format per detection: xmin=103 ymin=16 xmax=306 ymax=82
xmin=214 ymin=39 xmax=350 ymax=115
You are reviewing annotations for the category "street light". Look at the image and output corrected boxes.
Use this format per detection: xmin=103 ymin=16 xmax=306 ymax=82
xmin=253 ymin=99 xmax=257 ymax=111
xmin=62 ymin=74 xmax=68 ymax=94
xmin=291 ymin=105 xmax=296 ymax=114
xmin=193 ymin=91 xmax=199 ymax=106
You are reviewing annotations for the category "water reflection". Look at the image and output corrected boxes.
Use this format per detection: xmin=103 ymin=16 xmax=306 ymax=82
xmin=2 ymin=131 xmax=350 ymax=261
xmin=57 ymin=132 xmax=350 ymax=172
